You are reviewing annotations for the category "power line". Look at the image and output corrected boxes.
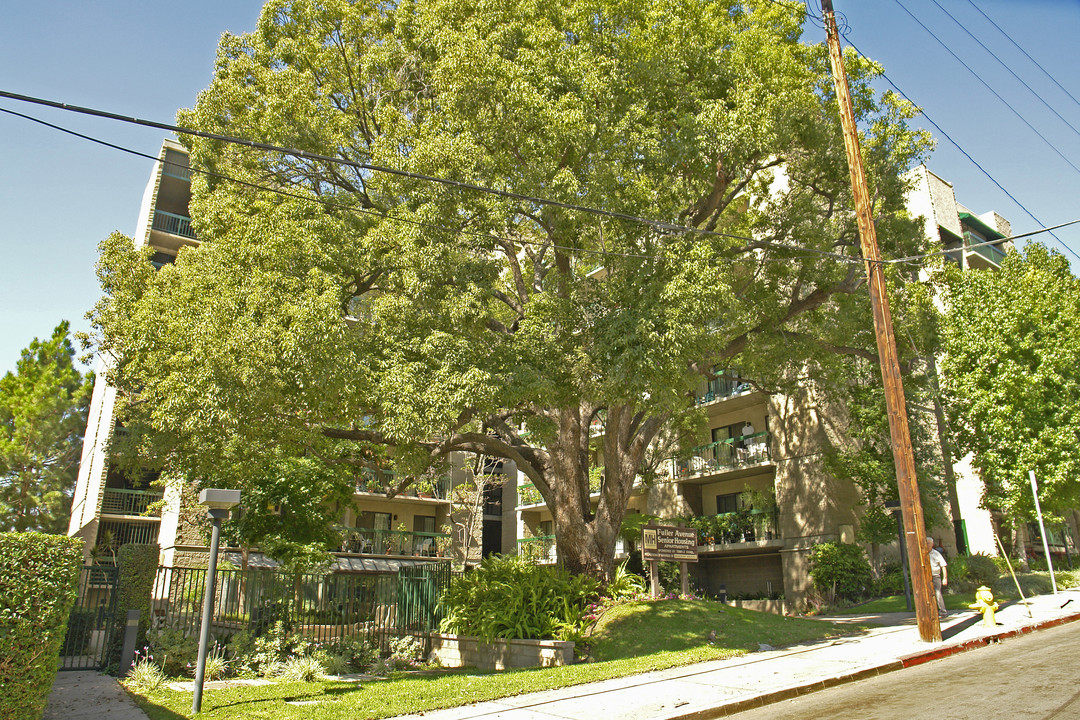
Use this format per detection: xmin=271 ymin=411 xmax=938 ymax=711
xmin=890 ymin=0 xmax=1080 ymax=178
xmin=0 ymin=103 xmax=864 ymax=271
xmin=836 ymin=34 xmax=1080 ymax=262
xmin=928 ymin=0 xmax=1080 ymax=142
xmin=0 ymin=88 xmax=870 ymax=266
xmin=963 ymin=0 xmax=1080 ymax=113
xmin=888 ymin=218 xmax=1080 ymax=264
xmin=0 ymin=88 xmax=765 ymax=248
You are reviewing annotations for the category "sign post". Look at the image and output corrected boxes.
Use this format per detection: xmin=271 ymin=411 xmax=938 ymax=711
xmin=642 ymin=525 xmax=699 ymax=597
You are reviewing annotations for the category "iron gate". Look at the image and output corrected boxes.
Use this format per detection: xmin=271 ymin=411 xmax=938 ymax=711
xmin=59 ymin=566 xmax=120 ymax=671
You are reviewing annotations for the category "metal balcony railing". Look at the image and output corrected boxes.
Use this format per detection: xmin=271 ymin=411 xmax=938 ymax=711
xmin=100 ymin=488 xmax=163 ymax=516
xmin=696 ymin=370 xmax=753 ymax=405
xmin=668 ymin=431 xmax=771 ymax=480
xmin=334 ymin=526 xmax=450 ymax=557
xmin=152 ymin=210 xmax=196 ymax=239
xmin=688 ymin=508 xmax=781 ymax=546
xmin=517 ymin=535 xmax=558 ymax=564
xmin=355 ymin=469 xmax=451 ymax=500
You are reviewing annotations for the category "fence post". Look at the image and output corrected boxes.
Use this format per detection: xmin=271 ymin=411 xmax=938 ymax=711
xmin=119 ymin=609 xmax=141 ymax=677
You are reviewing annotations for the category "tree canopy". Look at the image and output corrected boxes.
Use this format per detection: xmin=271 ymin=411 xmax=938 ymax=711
xmin=940 ymin=243 xmax=1080 ymax=522
xmin=91 ymin=0 xmax=932 ymax=579
xmin=0 ymin=322 xmax=92 ymax=533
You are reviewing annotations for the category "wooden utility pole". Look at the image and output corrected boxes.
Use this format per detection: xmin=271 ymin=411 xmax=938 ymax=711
xmin=821 ymin=0 xmax=941 ymax=643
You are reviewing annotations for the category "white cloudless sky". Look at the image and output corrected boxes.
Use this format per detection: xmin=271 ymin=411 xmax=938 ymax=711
xmin=1 ymin=0 xmax=1078 ymax=376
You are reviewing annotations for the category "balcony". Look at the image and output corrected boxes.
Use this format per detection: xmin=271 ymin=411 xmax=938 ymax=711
xmin=687 ymin=509 xmax=781 ymax=549
xmin=100 ymin=488 xmax=163 ymax=516
xmin=96 ymin=519 xmax=160 ymax=550
xmin=334 ymin=526 xmax=450 ymax=557
xmin=517 ymin=535 xmax=627 ymax=565
xmin=517 ymin=472 xmax=602 ymax=509
xmin=695 ymin=371 xmax=754 ymax=406
xmin=517 ymin=535 xmax=557 ymax=564
xmin=965 ymin=238 xmax=1006 ymax=266
xmin=356 ymin=469 xmax=451 ymax=501
xmin=667 ymin=432 xmax=772 ymax=482
xmin=152 ymin=210 xmax=196 ymax=240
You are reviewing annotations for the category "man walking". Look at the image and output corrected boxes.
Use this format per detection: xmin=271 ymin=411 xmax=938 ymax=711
xmin=927 ymin=536 xmax=948 ymax=616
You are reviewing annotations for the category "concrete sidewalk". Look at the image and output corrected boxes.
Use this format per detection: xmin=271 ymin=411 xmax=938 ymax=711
xmin=44 ymin=670 xmax=149 ymax=720
xmin=43 ymin=587 xmax=1080 ymax=720
xmin=392 ymin=587 xmax=1080 ymax=720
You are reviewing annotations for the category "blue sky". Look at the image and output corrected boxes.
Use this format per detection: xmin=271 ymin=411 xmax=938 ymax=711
xmin=1 ymin=0 xmax=1078 ymax=376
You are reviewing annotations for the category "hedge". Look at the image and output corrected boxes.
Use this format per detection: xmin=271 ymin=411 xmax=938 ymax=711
xmin=0 ymin=532 xmax=83 ymax=720
xmin=106 ymin=543 xmax=159 ymax=671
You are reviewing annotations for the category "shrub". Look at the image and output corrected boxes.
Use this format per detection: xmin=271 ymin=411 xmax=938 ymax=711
xmin=808 ymin=542 xmax=873 ymax=601
xmin=605 ymin=561 xmax=646 ymax=600
xmin=872 ymin=566 xmax=905 ymax=596
xmin=124 ymin=657 xmax=166 ymax=694
xmin=315 ymin=635 xmax=378 ymax=672
xmin=964 ymin=553 xmax=1001 ymax=587
xmin=146 ymin=626 xmax=199 ymax=677
xmin=276 ymin=654 xmax=324 ymax=682
xmin=439 ymin=554 xmax=599 ymax=642
xmin=228 ymin=621 xmax=313 ymax=677
xmin=0 ymin=532 xmax=83 ymax=720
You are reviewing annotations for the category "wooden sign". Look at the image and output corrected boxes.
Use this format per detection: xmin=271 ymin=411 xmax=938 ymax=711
xmin=641 ymin=524 xmax=698 ymax=563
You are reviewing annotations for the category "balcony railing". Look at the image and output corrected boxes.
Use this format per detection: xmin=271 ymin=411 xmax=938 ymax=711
xmin=356 ymin=469 xmax=451 ymax=500
xmin=687 ymin=508 xmax=780 ymax=546
xmin=696 ymin=370 xmax=752 ymax=405
xmin=967 ymin=240 xmax=1006 ymax=265
xmin=517 ymin=471 xmax=602 ymax=509
xmin=96 ymin=519 xmax=160 ymax=550
xmin=152 ymin=210 xmax=196 ymax=240
xmin=100 ymin=488 xmax=163 ymax=516
xmin=334 ymin=526 xmax=450 ymax=557
xmin=517 ymin=535 xmax=558 ymax=564
xmin=668 ymin=432 xmax=771 ymax=480
xmin=161 ymin=163 xmax=192 ymax=182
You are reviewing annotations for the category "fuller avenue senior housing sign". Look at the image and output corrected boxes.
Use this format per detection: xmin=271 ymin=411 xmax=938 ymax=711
xmin=641 ymin=524 xmax=698 ymax=563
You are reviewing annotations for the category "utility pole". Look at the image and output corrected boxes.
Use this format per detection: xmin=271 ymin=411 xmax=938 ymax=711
xmin=821 ymin=0 xmax=941 ymax=643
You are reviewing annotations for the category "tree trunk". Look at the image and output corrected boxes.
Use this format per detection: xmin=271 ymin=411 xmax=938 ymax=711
xmin=538 ymin=404 xmax=659 ymax=584
xmin=1013 ymin=522 xmax=1030 ymax=572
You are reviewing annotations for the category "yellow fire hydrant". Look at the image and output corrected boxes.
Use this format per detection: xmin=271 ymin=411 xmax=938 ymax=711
xmin=969 ymin=585 xmax=999 ymax=627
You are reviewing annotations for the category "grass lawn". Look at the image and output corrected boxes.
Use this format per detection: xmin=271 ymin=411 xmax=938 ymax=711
xmin=127 ymin=599 xmax=853 ymax=720
xmin=832 ymin=569 xmax=1079 ymax=615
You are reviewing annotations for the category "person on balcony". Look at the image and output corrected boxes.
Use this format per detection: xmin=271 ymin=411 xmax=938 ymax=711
xmin=739 ymin=421 xmax=755 ymax=463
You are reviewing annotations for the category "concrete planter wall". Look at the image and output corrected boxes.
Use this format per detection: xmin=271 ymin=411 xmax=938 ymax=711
xmin=729 ymin=598 xmax=788 ymax=615
xmin=428 ymin=633 xmax=575 ymax=670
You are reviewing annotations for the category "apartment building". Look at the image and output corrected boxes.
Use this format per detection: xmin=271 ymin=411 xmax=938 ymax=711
xmin=68 ymin=140 xmax=477 ymax=573
xmin=510 ymin=165 xmax=1079 ymax=606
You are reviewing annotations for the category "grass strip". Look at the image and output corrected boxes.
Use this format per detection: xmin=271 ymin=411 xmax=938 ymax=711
xmin=128 ymin=599 xmax=851 ymax=719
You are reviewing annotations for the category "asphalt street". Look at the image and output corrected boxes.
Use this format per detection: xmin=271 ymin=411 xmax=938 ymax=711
xmin=728 ymin=616 xmax=1080 ymax=720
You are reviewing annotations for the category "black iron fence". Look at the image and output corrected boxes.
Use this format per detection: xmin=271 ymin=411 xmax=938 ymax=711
xmin=150 ymin=563 xmax=457 ymax=651
xmin=60 ymin=566 xmax=120 ymax=670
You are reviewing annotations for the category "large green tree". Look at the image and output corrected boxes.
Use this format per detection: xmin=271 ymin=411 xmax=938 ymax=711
xmin=940 ymin=243 xmax=1080 ymax=524
xmin=0 ymin=322 xmax=93 ymax=533
xmin=91 ymin=0 xmax=931 ymax=580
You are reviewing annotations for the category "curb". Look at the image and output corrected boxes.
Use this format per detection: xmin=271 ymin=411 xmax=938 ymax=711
xmin=898 ymin=610 xmax=1080 ymax=668
xmin=662 ymin=610 xmax=1080 ymax=720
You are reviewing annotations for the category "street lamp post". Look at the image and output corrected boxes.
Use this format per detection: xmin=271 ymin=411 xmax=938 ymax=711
xmin=192 ymin=488 xmax=240 ymax=715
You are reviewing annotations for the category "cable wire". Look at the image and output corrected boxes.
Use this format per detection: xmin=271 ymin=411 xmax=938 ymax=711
xmin=0 ymin=88 xmax=771 ymax=248
xmin=928 ymin=0 xmax=1080 ymax=142
xmin=836 ymin=34 xmax=1080 ymax=262
xmin=890 ymin=0 xmax=1080 ymax=178
xmin=963 ymin=0 xmax=1080 ymax=113
xmin=0 ymin=103 xmax=866 ymax=270
xmin=0 ymin=89 xmax=873 ymax=266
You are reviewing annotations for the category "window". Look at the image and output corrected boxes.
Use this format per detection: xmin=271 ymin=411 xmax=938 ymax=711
xmin=716 ymin=493 xmax=740 ymax=514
